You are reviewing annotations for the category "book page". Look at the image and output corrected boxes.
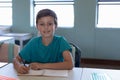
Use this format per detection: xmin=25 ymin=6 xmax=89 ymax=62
xmin=44 ymin=69 xmax=68 ymax=77
xmin=18 ymin=69 xmax=68 ymax=77
xmin=18 ymin=69 xmax=44 ymax=76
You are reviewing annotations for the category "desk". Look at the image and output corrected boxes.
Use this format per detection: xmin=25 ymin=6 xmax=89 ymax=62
xmin=81 ymin=68 xmax=120 ymax=80
xmin=0 ymin=36 xmax=14 ymax=43
xmin=0 ymin=63 xmax=82 ymax=80
xmin=0 ymin=62 xmax=8 ymax=68
xmin=2 ymin=33 xmax=33 ymax=50
xmin=1 ymin=64 xmax=120 ymax=80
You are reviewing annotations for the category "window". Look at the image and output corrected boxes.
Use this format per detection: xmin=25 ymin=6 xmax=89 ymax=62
xmin=34 ymin=0 xmax=74 ymax=28
xmin=97 ymin=0 xmax=120 ymax=28
xmin=0 ymin=0 xmax=12 ymax=26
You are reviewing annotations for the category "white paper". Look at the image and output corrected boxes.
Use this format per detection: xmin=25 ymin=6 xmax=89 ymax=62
xmin=43 ymin=69 xmax=68 ymax=77
xmin=18 ymin=69 xmax=68 ymax=77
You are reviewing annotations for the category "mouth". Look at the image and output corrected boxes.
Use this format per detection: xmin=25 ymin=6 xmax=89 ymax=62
xmin=43 ymin=30 xmax=50 ymax=34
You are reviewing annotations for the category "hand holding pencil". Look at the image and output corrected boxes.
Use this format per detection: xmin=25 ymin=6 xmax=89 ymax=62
xmin=16 ymin=59 xmax=30 ymax=74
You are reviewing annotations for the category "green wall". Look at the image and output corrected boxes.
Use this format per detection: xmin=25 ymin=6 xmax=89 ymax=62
xmin=12 ymin=0 xmax=120 ymax=60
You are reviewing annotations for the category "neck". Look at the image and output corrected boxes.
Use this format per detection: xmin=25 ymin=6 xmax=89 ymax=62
xmin=42 ymin=36 xmax=53 ymax=46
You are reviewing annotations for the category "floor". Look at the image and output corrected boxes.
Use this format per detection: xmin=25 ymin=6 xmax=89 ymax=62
xmin=80 ymin=63 xmax=120 ymax=70
xmin=80 ymin=58 xmax=120 ymax=70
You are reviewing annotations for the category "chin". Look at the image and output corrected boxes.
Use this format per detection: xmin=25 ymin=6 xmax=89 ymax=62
xmin=44 ymin=35 xmax=52 ymax=38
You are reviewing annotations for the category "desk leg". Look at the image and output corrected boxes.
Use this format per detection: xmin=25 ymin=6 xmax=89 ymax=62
xmin=19 ymin=40 xmax=23 ymax=50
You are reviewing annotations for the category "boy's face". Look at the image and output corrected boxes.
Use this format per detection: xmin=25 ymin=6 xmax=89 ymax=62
xmin=37 ymin=16 xmax=56 ymax=38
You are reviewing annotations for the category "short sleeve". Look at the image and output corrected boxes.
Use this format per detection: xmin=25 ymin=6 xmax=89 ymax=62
xmin=59 ymin=37 xmax=72 ymax=53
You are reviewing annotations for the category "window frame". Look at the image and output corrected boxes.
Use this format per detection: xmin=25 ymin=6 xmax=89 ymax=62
xmin=33 ymin=0 xmax=74 ymax=28
xmin=97 ymin=0 xmax=120 ymax=28
xmin=0 ymin=0 xmax=12 ymax=26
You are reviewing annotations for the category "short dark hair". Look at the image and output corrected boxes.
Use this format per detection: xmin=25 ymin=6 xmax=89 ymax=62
xmin=36 ymin=9 xmax=58 ymax=27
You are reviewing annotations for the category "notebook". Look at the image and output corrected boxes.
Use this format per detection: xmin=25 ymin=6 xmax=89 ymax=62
xmin=18 ymin=69 xmax=68 ymax=77
xmin=91 ymin=73 xmax=111 ymax=80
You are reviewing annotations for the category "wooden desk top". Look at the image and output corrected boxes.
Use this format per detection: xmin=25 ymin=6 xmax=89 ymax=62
xmin=0 ymin=63 xmax=82 ymax=80
xmin=1 ymin=63 xmax=120 ymax=80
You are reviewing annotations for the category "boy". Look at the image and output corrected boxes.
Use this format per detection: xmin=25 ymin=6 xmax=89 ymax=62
xmin=13 ymin=9 xmax=73 ymax=74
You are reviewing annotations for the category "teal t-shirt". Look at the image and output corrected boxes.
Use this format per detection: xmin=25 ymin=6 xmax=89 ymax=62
xmin=19 ymin=35 xmax=71 ymax=63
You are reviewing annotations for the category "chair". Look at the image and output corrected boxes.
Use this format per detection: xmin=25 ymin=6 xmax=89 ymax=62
xmin=69 ymin=43 xmax=81 ymax=67
xmin=0 ymin=42 xmax=20 ymax=63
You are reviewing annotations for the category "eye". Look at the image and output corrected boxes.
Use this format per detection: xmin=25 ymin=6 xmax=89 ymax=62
xmin=48 ymin=23 xmax=53 ymax=26
xmin=39 ymin=23 xmax=44 ymax=26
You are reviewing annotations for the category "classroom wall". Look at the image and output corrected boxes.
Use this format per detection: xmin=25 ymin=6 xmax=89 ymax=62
xmin=11 ymin=0 xmax=120 ymax=60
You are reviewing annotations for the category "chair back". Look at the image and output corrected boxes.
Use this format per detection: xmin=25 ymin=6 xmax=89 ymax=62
xmin=70 ymin=43 xmax=81 ymax=67
xmin=0 ymin=42 xmax=20 ymax=63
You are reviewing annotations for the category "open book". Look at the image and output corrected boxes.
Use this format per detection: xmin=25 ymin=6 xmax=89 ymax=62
xmin=18 ymin=69 xmax=68 ymax=77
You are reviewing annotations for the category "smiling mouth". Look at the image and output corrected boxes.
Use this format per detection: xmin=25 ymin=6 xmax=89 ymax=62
xmin=44 ymin=31 xmax=50 ymax=33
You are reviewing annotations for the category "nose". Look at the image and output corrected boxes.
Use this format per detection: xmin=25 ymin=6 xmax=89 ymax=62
xmin=44 ymin=24 xmax=49 ymax=29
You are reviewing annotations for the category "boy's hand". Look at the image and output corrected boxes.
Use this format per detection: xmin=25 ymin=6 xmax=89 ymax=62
xmin=30 ymin=62 xmax=43 ymax=70
xmin=17 ymin=64 xmax=30 ymax=74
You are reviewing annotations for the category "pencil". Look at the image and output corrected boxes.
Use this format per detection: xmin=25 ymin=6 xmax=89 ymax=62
xmin=22 ymin=59 xmax=26 ymax=67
